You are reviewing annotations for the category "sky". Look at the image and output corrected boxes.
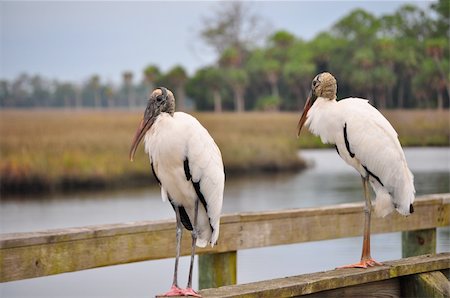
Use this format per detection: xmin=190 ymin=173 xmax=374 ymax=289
xmin=1 ymin=1 xmax=434 ymax=85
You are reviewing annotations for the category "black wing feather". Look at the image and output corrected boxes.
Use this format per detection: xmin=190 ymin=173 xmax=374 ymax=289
xmin=168 ymin=197 xmax=193 ymax=231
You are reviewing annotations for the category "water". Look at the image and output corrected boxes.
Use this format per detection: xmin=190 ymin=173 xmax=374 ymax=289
xmin=1 ymin=147 xmax=449 ymax=297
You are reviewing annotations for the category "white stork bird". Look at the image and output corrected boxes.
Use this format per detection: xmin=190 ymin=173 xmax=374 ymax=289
xmin=297 ymin=72 xmax=415 ymax=268
xmin=129 ymin=87 xmax=224 ymax=297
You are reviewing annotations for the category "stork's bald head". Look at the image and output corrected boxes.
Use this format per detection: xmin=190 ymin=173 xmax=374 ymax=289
xmin=311 ymin=72 xmax=337 ymax=100
xmin=297 ymin=72 xmax=338 ymax=137
xmin=129 ymin=87 xmax=175 ymax=161
xmin=148 ymin=87 xmax=175 ymax=116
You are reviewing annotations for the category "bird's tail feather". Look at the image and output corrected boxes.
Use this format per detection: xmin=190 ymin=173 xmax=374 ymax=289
xmin=194 ymin=211 xmax=218 ymax=248
xmin=210 ymin=226 xmax=219 ymax=247
xmin=195 ymin=229 xmax=217 ymax=248
xmin=393 ymin=167 xmax=415 ymax=216
xmin=374 ymin=187 xmax=395 ymax=218
xmin=196 ymin=224 xmax=219 ymax=248
xmin=196 ymin=238 xmax=208 ymax=248
xmin=373 ymin=165 xmax=415 ymax=217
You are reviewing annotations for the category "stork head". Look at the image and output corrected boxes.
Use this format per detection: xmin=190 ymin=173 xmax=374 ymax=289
xmin=129 ymin=87 xmax=175 ymax=161
xmin=297 ymin=72 xmax=337 ymax=137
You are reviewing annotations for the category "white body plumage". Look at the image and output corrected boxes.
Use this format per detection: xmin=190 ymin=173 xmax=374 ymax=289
xmin=144 ymin=112 xmax=224 ymax=247
xmin=305 ymin=97 xmax=415 ymax=217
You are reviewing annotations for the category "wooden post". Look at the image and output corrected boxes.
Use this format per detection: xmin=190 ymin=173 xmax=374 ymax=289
xmin=400 ymin=271 xmax=450 ymax=298
xmin=402 ymin=228 xmax=436 ymax=257
xmin=198 ymin=251 xmax=237 ymax=289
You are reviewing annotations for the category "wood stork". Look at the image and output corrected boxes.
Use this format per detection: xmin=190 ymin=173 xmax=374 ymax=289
xmin=297 ymin=72 xmax=415 ymax=268
xmin=129 ymin=87 xmax=225 ymax=296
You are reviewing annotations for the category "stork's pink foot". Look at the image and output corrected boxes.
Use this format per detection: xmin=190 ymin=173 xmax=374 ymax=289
xmin=337 ymin=258 xmax=382 ymax=269
xmin=161 ymin=285 xmax=184 ymax=296
xmin=181 ymin=287 xmax=201 ymax=297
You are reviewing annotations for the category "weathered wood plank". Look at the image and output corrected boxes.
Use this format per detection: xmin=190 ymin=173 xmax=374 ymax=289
xmin=1 ymin=194 xmax=449 ymax=282
xmin=402 ymin=228 xmax=436 ymax=257
xmin=442 ymin=268 xmax=450 ymax=279
xmin=199 ymin=251 xmax=237 ymax=289
xmin=400 ymin=271 xmax=450 ymax=298
xmin=199 ymin=253 xmax=450 ymax=298
xmin=304 ymin=278 xmax=400 ymax=298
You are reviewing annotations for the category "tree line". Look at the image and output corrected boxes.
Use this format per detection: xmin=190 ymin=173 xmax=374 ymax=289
xmin=1 ymin=1 xmax=448 ymax=110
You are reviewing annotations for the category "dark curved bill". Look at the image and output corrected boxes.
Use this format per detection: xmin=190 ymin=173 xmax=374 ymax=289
xmin=297 ymin=91 xmax=313 ymax=137
xmin=129 ymin=118 xmax=151 ymax=162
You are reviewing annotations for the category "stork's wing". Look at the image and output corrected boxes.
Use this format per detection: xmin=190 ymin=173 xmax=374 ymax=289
xmin=338 ymin=99 xmax=414 ymax=212
xmin=176 ymin=113 xmax=225 ymax=245
xmin=339 ymin=99 xmax=402 ymax=180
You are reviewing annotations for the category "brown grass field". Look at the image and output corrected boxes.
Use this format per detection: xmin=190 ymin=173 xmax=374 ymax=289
xmin=0 ymin=109 xmax=448 ymax=195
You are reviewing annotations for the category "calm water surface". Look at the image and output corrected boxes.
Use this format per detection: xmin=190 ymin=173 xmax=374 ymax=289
xmin=1 ymin=147 xmax=449 ymax=297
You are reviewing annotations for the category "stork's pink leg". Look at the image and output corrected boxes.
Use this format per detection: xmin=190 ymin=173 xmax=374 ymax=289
xmin=338 ymin=176 xmax=382 ymax=269
xmin=160 ymin=206 xmax=185 ymax=296
xmin=179 ymin=199 xmax=202 ymax=297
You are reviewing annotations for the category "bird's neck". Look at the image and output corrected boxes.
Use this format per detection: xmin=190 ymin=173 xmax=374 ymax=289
xmin=312 ymin=97 xmax=337 ymax=110
xmin=306 ymin=97 xmax=338 ymax=139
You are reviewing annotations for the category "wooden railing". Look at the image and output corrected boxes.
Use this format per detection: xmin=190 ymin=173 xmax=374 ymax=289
xmin=199 ymin=253 xmax=450 ymax=297
xmin=1 ymin=193 xmax=449 ymax=295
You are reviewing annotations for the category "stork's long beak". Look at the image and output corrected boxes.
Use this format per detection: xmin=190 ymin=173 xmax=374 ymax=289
xmin=129 ymin=115 xmax=153 ymax=162
xmin=297 ymin=90 xmax=315 ymax=137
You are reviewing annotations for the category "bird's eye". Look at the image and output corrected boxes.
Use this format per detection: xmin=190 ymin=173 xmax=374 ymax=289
xmin=312 ymin=80 xmax=318 ymax=87
xmin=156 ymin=95 xmax=164 ymax=102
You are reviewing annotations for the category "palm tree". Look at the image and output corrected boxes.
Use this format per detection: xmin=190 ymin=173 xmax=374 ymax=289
xmin=225 ymin=68 xmax=248 ymax=112
xmin=165 ymin=65 xmax=188 ymax=111
xmin=247 ymin=49 xmax=281 ymax=99
xmin=122 ymin=71 xmax=135 ymax=108
xmin=267 ymin=30 xmax=295 ymax=65
xmin=220 ymin=47 xmax=248 ymax=112
xmin=203 ymin=67 xmax=226 ymax=113
xmin=104 ymin=85 xmax=115 ymax=108
xmin=310 ymin=32 xmax=339 ymax=72
xmin=53 ymin=82 xmax=76 ymax=108
xmin=143 ymin=65 xmax=161 ymax=96
xmin=249 ymin=30 xmax=295 ymax=107
xmin=374 ymin=38 xmax=397 ymax=108
xmin=282 ymin=40 xmax=316 ymax=109
xmin=425 ymin=38 xmax=450 ymax=109
xmin=283 ymin=61 xmax=315 ymax=110
xmin=88 ymin=75 xmax=101 ymax=108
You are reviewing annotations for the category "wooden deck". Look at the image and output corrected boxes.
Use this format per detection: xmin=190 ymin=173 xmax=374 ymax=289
xmin=1 ymin=193 xmax=449 ymax=297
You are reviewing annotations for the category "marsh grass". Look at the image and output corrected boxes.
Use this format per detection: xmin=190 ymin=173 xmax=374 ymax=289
xmin=383 ymin=110 xmax=450 ymax=146
xmin=0 ymin=110 xmax=305 ymax=194
xmin=197 ymin=112 xmax=305 ymax=172
xmin=0 ymin=109 xmax=447 ymax=194
xmin=0 ymin=110 xmax=143 ymax=193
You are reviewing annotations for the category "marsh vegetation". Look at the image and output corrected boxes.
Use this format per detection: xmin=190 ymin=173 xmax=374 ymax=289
xmin=0 ymin=109 xmax=448 ymax=195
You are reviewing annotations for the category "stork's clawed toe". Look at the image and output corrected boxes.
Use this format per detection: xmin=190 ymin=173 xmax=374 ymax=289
xmin=161 ymin=285 xmax=184 ymax=296
xmin=181 ymin=287 xmax=201 ymax=297
xmin=337 ymin=258 xmax=383 ymax=269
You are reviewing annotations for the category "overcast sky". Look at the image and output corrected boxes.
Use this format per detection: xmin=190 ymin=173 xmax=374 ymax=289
xmin=1 ymin=1 xmax=433 ymax=84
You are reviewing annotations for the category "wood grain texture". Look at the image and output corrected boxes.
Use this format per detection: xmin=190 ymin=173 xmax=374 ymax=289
xmin=402 ymin=228 xmax=436 ymax=258
xmin=400 ymin=270 xmax=450 ymax=298
xmin=199 ymin=252 xmax=237 ymax=290
xmin=1 ymin=194 xmax=449 ymax=282
xmin=304 ymin=278 xmax=400 ymax=298
xmin=199 ymin=253 xmax=450 ymax=297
